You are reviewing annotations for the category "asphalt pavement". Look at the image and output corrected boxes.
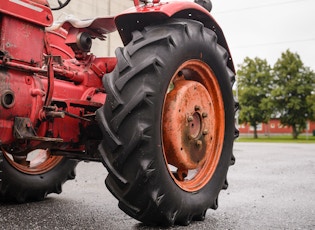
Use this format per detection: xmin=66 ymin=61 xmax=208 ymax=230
xmin=0 ymin=143 xmax=314 ymax=229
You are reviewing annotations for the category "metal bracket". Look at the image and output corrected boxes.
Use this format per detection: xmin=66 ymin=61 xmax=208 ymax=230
xmin=13 ymin=117 xmax=63 ymax=142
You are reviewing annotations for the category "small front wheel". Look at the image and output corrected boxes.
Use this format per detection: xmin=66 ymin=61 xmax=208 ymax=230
xmin=97 ymin=19 xmax=237 ymax=226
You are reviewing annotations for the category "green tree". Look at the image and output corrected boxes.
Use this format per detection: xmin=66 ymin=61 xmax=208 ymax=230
xmin=237 ymin=57 xmax=273 ymax=138
xmin=271 ymin=49 xmax=315 ymax=139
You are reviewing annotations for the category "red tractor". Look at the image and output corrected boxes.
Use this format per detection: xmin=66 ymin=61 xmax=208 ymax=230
xmin=0 ymin=0 xmax=238 ymax=226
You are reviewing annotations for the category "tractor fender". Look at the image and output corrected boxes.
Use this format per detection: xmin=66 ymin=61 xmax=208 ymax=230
xmin=115 ymin=1 xmax=235 ymax=73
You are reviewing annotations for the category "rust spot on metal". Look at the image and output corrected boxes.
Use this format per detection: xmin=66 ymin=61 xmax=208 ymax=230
xmin=162 ymin=60 xmax=225 ymax=192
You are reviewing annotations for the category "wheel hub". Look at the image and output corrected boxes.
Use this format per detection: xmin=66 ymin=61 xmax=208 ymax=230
xmin=162 ymin=60 xmax=225 ymax=192
xmin=2 ymin=148 xmax=63 ymax=174
xmin=163 ymin=80 xmax=213 ymax=170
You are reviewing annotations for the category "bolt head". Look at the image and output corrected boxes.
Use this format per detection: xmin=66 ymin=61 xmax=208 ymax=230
xmin=195 ymin=105 xmax=201 ymax=111
xmin=202 ymin=129 xmax=209 ymax=135
xmin=196 ymin=140 xmax=202 ymax=147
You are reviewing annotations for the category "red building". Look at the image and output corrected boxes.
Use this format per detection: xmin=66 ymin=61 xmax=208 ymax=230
xmin=238 ymin=119 xmax=315 ymax=136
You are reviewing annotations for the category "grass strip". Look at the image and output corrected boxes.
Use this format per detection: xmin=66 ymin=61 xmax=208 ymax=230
xmin=236 ymin=135 xmax=315 ymax=143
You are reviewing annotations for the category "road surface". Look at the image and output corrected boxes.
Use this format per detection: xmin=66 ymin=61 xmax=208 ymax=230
xmin=1 ymin=143 xmax=314 ymax=229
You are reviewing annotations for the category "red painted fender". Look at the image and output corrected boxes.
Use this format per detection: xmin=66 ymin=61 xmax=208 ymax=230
xmin=0 ymin=0 xmax=53 ymax=27
xmin=115 ymin=1 xmax=235 ymax=73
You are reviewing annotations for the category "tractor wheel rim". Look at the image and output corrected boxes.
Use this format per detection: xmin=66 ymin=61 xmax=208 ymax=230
xmin=2 ymin=149 xmax=63 ymax=175
xmin=162 ymin=60 xmax=225 ymax=192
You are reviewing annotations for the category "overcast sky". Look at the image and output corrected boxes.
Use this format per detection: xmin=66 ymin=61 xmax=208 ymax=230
xmin=210 ymin=0 xmax=315 ymax=71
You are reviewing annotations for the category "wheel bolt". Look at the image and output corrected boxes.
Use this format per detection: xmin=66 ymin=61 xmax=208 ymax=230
xmin=196 ymin=140 xmax=202 ymax=148
xmin=195 ymin=105 xmax=201 ymax=111
xmin=187 ymin=115 xmax=193 ymax=122
xmin=202 ymin=129 xmax=209 ymax=135
xmin=202 ymin=112 xmax=208 ymax=118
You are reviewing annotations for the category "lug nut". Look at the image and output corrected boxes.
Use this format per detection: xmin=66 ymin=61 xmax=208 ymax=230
xmin=202 ymin=129 xmax=209 ymax=135
xmin=196 ymin=140 xmax=202 ymax=148
xmin=202 ymin=112 xmax=208 ymax=118
xmin=187 ymin=115 xmax=193 ymax=122
xmin=195 ymin=105 xmax=201 ymax=111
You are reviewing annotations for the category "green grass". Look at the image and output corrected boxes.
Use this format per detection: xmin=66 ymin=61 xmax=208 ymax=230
xmin=236 ymin=135 xmax=315 ymax=143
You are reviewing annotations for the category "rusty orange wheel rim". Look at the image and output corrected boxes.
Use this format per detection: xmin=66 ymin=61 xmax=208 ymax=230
xmin=162 ymin=60 xmax=225 ymax=192
xmin=3 ymin=149 xmax=63 ymax=175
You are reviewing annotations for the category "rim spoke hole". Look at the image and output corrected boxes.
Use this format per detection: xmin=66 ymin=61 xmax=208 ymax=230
xmin=176 ymin=168 xmax=188 ymax=181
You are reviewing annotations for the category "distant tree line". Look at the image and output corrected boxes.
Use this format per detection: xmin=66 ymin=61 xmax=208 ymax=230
xmin=237 ymin=49 xmax=315 ymax=139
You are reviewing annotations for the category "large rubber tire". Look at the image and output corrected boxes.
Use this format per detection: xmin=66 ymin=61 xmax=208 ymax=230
xmin=97 ymin=19 xmax=238 ymax=226
xmin=0 ymin=150 xmax=78 ymax=202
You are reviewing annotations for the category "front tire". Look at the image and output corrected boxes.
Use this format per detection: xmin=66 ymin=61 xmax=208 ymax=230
xmin=97 ymin=19 xmax=237 ymax=226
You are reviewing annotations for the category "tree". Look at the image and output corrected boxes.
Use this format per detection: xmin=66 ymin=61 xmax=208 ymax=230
xmin=271 ymin=49 xmax=315 ymax=139
xmin=237 ymin=57 xmax=273 ymax=138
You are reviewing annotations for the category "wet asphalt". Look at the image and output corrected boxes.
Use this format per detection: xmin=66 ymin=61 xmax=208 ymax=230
xmin=0 ymin=142 xmax=314 ymax=230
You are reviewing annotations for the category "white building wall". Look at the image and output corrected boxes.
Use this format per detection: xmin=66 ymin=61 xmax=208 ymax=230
xmin=52 ymin=0 xmax=133 ymax=57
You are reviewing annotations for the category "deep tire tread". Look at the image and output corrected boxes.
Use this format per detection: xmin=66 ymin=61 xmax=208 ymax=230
xmin=97 ymin=19 xmax=236 ymax=226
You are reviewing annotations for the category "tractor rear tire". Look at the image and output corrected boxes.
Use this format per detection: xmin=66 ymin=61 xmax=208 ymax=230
xmin=97 ymin=19 xmax=237 ymax=226
xmin=0 ymin=150 xmax=78 ymax=202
